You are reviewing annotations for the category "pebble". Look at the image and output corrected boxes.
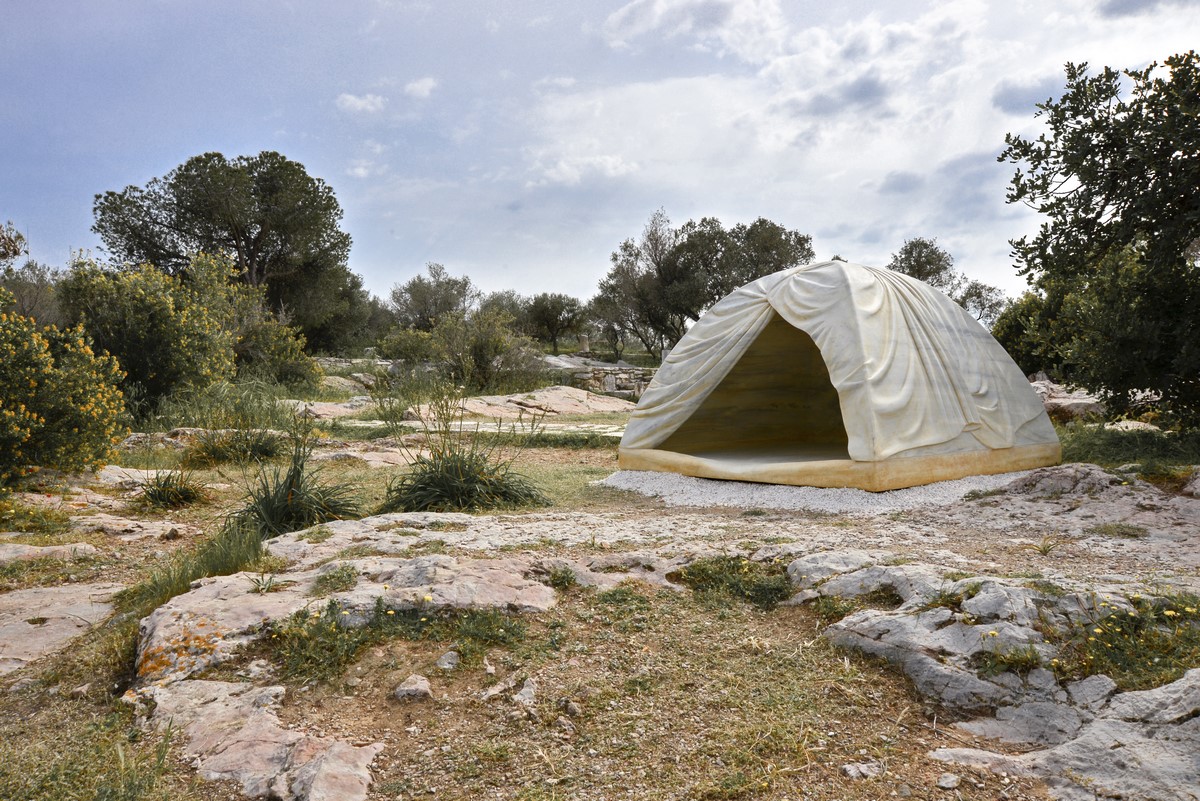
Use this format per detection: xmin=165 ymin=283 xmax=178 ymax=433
xmin=394 ymin=674 xmax=432 ymax=701
xmin=937 ymin=773 xmax=961 ymax=790
xmin=435 ymin=651 xmax=460 ymax=670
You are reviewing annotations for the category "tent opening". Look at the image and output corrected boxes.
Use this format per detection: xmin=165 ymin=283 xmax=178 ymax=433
xmin=659 ymin=312 xmax=851 ymax=463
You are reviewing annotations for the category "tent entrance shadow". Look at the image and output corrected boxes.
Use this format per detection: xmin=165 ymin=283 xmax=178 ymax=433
xmin=658 ymin=312 xmax=851 ymax=462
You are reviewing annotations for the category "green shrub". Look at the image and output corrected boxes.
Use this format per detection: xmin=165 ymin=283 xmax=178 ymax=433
xmin=234 ymin=315 xmax=321 ymax=389
xmin=973 ymin=643 xmax=1043 ymax=677
xmin=671 ymin=556 xmax=794 ymax=611
xmin=376 ymin=380 xmax=548 ymax=513
xmin=157 ymin=378 xmax=292 ymax=432
xmin=138 ymin=470 xmax=208 ymax=508
xmin=378 ymin=327 xmax=434 ymax=364
xmin=1050 ymin=593 xmax=1200 ymax=690
xmin=183 ymin=428 xmax=285 ymax=467
xmin=234 ymin=427 xmax=361 ymax=538
xmin=58 ymin=257 xmax=237 ymax=411
xmin=0 ymin=288 xmax=127 ymax=485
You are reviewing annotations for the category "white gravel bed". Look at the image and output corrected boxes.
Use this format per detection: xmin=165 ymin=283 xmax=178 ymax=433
xmin=599 ymin=469 xmax=1034 ymax=514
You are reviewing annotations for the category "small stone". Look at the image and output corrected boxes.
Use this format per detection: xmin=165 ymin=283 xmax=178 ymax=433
xmin=483 ymin=657 xmax=496 ymax=676
xmin=841 ymin=761 xmax=881 ymax=779
xmin=897 ymin=783 xmax=913 ymax=797
xmin=345 ymin=676 xmax=362 ymax=687
xmin=70 ymin=683 xmax=90 ymax=698
xmin=394 ymin=674 xmax=432 ymax=701
xmin=554 ymin=715 xmax=576 ymax=735
xmin=561 ymin=699 xmax=583 ymax=717
xmin=512 ymin=678 xmax=537 ymax=706
xmin=936 ymin=773 xmax=961 ymax=790
xmin=435 ymin=651 xmax=460 ymax=671
xmin=160 ymin=527 xmax=182 ymax=541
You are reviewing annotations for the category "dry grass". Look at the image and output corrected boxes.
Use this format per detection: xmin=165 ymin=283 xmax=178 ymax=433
xmin=252 ymin=585 xmax=1046 ymax=801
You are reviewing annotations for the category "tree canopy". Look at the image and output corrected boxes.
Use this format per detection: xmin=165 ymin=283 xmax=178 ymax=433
xmin=527 ymin=292 xmax=582 ymax=355
xmin=389 ymin=263 xmax=479 ymax=332
xmin=999 ymin=51 xmax=1200 ymax=420
xmin=591 ymin=210 xmax=814 ymax=358
xmin=92 ymin=151 xmax=369 ymax=350
xmin=885 ymin=237 xmax=1006 ymax=327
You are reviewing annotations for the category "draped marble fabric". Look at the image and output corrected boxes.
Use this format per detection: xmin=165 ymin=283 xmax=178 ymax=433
xmin=621 ymin=261 xmax=1055 ymax=462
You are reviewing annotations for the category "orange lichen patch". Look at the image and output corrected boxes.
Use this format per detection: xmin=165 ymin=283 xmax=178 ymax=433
xmin=136 ymin=618 xmax=224 ymax=683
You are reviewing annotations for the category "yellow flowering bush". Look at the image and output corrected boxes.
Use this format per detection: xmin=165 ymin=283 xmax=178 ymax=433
xmin=0 ymin=288 xmax=126 ymax=485
xmin=59 ymin=258 xmax=237 ymax=409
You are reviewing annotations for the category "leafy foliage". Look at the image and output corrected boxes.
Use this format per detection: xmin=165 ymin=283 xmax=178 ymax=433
xmin=233 ymin=426 xmax=361 ymax=538
xmin=591 ymin=209 xmax=815 ymax=358
xmin=58 ymin=257 xmax=237 ymax=409
xmin=0 ymin=288 xmax=127 ymax=485
xmin=886 ymin=237 xmax=1006 ymax=327
xmin=526 ymin=292 xmax=582 ymax=355
xmin=389 ymin=263 xmax=479 ymax=332
xmin=59 ymin=255 xmax=316 ymax=413
xmin=182 ymin=428 xmax=285 ymax=468
xmin=92 ymin=150 xmax=370 ymax=349
xmin=999 ymin=52 xmax=1200 ymax=422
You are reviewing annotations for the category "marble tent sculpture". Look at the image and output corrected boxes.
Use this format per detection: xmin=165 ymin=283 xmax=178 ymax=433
xmin=618 ymin=260 xmax=1061 ymax=491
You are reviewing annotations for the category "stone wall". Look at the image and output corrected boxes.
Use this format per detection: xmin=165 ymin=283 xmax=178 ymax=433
xmin=567 ymin=365 xmax=656 ymax=400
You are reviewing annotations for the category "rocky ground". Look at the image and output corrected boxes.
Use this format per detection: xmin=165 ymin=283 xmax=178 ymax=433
xmin=1 ymin=390 xmax=1197 ymax=801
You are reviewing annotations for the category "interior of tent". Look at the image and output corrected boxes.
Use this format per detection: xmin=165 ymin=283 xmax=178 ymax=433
xmin=656 ymin=312 xmax=852 ymax=465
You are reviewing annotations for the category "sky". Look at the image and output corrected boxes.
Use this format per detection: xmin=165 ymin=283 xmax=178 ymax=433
xmin=3 ymin=0 xmax=1198 ymax=303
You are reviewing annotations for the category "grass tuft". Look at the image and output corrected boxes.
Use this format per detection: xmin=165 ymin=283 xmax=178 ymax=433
xmin=1049 ymin=592 xmax=1200 ymax=690
xmin=183 ymin=428 xmax=285 ymax=467
xmin=670 ymin=556 xmax=794 ymax=611
xmin=138 ymin=470 xmax=208 ymax=509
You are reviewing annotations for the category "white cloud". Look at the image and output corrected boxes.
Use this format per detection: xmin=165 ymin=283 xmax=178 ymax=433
xmin=533 ymin=76 xmax=577 ymax=91
xmin=336 ymin=93 xmax=386 ymax=113
xmin=404 ymin=77 xmax=438 ymax=98
xmin=346 ymin=159 xmax=389 ymax=179
xmin=603 ymin=0 xmax=789 ymax=64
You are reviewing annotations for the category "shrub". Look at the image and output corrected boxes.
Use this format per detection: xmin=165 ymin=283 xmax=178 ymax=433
xmin=0 ymin=288 xmax=126 ymax=485
xmin=378 ymin=327 xmax=434 ymax=364
xmin=157 ymin=378 xmax=293 ymax=432
xmin=59 ymin=254 xmax=317 ymax=415
xmin=233 ymin=314 xmax=321 ymax=389
xmin=183 ymin=428 xmax=285 ymax=467
xmin=58 ymin=257 xmax=238 ymax=412
xmin=138 ymin=470 xmax=208 ymax=508
xmin=376 ymin=381 xmax=548 ymax=513
xmin=234 ymin=426 xmax=361 ymax=538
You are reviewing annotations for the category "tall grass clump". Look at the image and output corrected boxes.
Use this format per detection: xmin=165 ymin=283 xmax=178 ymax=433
xmin=233 ymin=424 xmax=361 ymax=538
xmin=183 ymin=428 xmax=285 ymax=467
xmin=138 ymin=470 xmax=208 ymax=508
xmin=376 ymin=380 xmax=548 ymax=513
xmin=116 ymin=521 xmax=264 ymax=617
xmin=152 ymin=377 xmax=293 ymax=432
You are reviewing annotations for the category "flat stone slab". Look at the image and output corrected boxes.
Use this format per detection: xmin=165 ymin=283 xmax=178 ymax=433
xmin=0 ymin=582 xmax=121 ymax=675
xmin=0 ymin=542 xmax=99 ymax=566
xmin=136 ymin=552 xmax=557 ymax=684
xmin=138 ymin=680 xmax=382 ymax=801
xmin=70 ymin=513 xmax=200 ymax=542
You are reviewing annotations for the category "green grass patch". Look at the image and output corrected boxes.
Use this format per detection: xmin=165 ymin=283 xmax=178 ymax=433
xmin=670 ymin=556 xmax=794 ymax=611
xmin=138 ymin=470 xmax=208 ymax=509
xmin=182 ymin=428 xmax=285 ymax=467
xmin=0 ymin=498 xmax=70 ymax=535
xmin=1059 ymin=423 xmax=1200 ymax=469
xmin=267 ymin=600 xmax=526 ymax=682
xmin=310 ymin=563 xmax=358 ymax=596
xmin=1049 ymin=593 xmax=1200 ymax=690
